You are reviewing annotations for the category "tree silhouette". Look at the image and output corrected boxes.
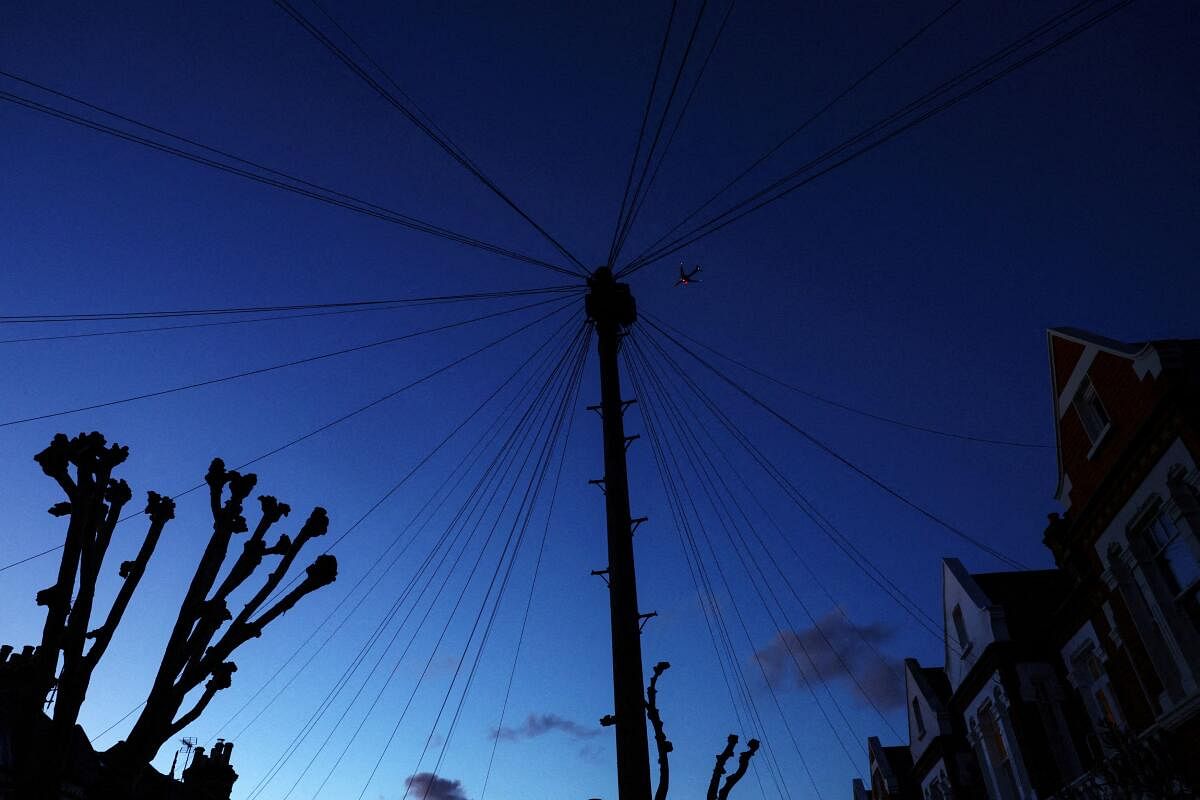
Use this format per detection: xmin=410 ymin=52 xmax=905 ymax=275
xmin=643 ymin=660 xmax=760 ymax=800
xmin=7 ymin=432 xmax=337 ymax=798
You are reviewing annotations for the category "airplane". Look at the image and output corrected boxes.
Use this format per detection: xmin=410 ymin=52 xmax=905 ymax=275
xmin=674 ymin=263 xmax=702 ymax=287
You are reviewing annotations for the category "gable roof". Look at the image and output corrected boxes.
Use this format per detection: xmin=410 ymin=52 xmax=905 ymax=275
xmin=1048 ymin=327 xmax=1145 ymax=357
xmin=1045 ymin=328 xmax=1150 ymax=503
xmin=1045 ymin=328 xmax=1200 ymax=507
xmin=868 ymin=736 xmax=915 ymax=795
xmin=905 ymin=657 xmax=951 ymax=712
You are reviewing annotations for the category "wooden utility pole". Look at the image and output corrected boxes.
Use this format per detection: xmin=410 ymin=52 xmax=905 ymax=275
xmin=586 ymin=266 xmax=652 ymax=800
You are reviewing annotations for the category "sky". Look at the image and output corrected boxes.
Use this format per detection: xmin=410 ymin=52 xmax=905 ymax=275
xmin=1 ymin=1 xmax=1198 ymax=799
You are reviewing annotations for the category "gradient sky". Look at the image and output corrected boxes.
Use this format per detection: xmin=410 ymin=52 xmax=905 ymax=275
xmin=2 ymin=2 xmax=1198 ymax=799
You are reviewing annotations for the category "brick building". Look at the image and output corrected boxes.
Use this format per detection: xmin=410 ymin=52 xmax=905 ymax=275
xmin=853 ymin=328 xmax=1200 ymax=799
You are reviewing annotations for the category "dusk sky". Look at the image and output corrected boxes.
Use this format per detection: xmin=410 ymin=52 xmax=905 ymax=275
xmin=1 ymin=2 xmax=1197 ymax=799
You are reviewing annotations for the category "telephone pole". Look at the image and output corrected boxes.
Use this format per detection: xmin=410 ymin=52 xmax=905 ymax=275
xmin=586 ymin=266 xmax=652 ymax=800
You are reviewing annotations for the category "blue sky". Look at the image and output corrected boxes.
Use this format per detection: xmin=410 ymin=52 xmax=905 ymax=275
xmin=1 ymin=2 xmax=1197 ymax=799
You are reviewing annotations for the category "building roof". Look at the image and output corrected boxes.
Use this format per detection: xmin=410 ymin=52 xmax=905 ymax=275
xmin=1047 ymin=327 xmax=1146 ymax=357
xmin=1045 ymin=328 xmax=1200 ymax=505
xmin=868 ymin=735 xmax=916 ymax=796
xmin=973 ymin=568 xmax=1066 ymax=641
xmin=920 ymin=665 xmax=952 ymax=702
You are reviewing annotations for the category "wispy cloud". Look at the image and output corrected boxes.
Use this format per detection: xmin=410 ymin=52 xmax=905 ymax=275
xmin=753 ymin=609 xmax=905 ymax=710
xmin=404 ymin=772 xmax=469 ymax=800
xmin=493 ymin=712 xmax=600 ymax=742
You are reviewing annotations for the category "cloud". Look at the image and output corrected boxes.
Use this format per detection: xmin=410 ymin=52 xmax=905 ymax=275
xmin=752 ymin=609 xmax=905 ymax=710
xmin=404 ymin=772 xmax=469 ymax=800
xmin=493 ymin=712 xmax=600 ymax=742
xmin=577 ymin=742 xmax=607 ymax=764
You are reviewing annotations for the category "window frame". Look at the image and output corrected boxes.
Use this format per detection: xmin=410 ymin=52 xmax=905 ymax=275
xmin=951 ymin=605 xmax=972 ymax=659
xmin=1069 ymin=639 xmax=1124 ymax=734
xmin=1138 ymin=499 xmax=1200 ymax=627
xmin=1071 ymin=376 xmax=1111 ymax=454
xmin=913 ymin=696 xmax=927 ymax=739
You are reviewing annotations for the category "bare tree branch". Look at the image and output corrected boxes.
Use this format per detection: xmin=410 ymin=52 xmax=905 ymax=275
xmin=167 ymin=662 xmax=236 ymax=738
xmin=645 ymin=661 xmax=673 ymax=800
xmin=83 ymin=493 xmax=175 ymax=670
xmin=707 ymin=735 xmax=738 ymax=800
xmin=718 ymin=738 xmax=760 ymax=800
xmin=118 ymin=465 xmax=336 ymax=767
xmin=15 ymin=433 xmax=337 ymax=798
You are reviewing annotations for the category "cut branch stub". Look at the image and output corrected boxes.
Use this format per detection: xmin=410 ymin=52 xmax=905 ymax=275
xmin=145 ymin=492 xmax=176 ymax=525
xmin=104 ymin=479 xmax=132 ymax=509
xmin=256 ymin=495 xmax=290 ymax=527
xmin=263 ymin=534 xmax=291 ymax=555
xmin=34 ymin=433 xmax=73 ymax=480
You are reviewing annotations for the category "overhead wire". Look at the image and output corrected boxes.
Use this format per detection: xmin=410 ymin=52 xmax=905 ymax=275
xmin=306 ymin=327 xmax=589 ymax=797
xmin=612 ymin=0 xmax=711 ymax=263
xmin=0 ymin=302 xmax=520 ymax=347
xmin=0 ymin=294 xmax=575 ymax=429
xmin=346 ymin=328 xmax=591 ymax=800
xmin=620 ymin=0 xmax=1095 ymax=273
xmin=307 ymin=0 xmax=476 ymax=167
xmin=212 ymin=328 xmax=561 ymax=748
xmin=477 ymin=330 xmax=587 ymax=799
xmin=624 ymin=0 xmax=961 ymax=268
xmin=634 ymin=322 xmax=960 ymax=632
xmin=653 ymin=334 xmax=909 ymax=683
xmin=404 ymin=327 xmax=590 ymax=800
xmin=91 ymin=701 xmax=147 ymax=745
xmin=202 ymin=311 xmax=585 ymax=747
xmin=616 ymin=0 xmax=736 ymax=263
xmin=631 ymin=333 xmax=868 ymax=753
xmin=0 ymin=546 xmax=62 ymax=575
xmin=0 ymin=299 xmax=579 ymax=574
xmin=631 ymin=331 xmax=903 ymax=740
xmin=642 ymin=315 xmax=1029 ymax=569
xmin=607 ymin=0 xmax=679 ymax=268
xmin=628 ymin=324 xmax=785 ymax=800
xmin=292 ymin=323 xmax=587 ymax=795
xmin=635 ymin=323 xmax=939 ymax=636
xmin=634 ymin=323 xmax=962 ymax=644
xmin=621 ymin=0 xmax=1134 ymax=275
xmin=623 ymin=338 xmax=804 ymax=799
xmin=647 ymin=311 xmax=1051 ymax=448
xmin=271 ymin=0 xmax=589 ymax=275
xmin=254 ymin=310 xmax=586 ymax=609
xmin=0 ymin=286 xmax=578 ymax=324
xmin=626 ymin=333 xmax=864 ymax=769
xmin=48 ymin=313 xmax=583 ymax=753
xmin=0 ymin=74 xmax=577 ymax=278
xmin=244 ymin=322 xmax=589 ymax=799
xmin=626 ymin=333 xmax=800 ymax=798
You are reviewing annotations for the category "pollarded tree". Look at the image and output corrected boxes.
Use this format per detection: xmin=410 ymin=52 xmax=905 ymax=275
xmin=643 ymin=661 xmax=760 ymax=800
xmin=17 ymin=432 xmax=337 ymax=796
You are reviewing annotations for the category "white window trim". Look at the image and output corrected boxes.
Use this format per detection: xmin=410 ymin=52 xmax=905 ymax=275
xmin=1072 ymin=376 xmax=1112 ymax=458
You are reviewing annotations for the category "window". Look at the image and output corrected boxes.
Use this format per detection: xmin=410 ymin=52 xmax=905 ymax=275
xmin=913 ymin=697 xmax=927 ymax=739
xmin=1070 ymin=640 xmax=1123 ymax=735
xmin=1142 ymin=504 xmax=1200 ymax=627
xmin=979 ymin=702 xmax=1018 ymax=800
xmin=926 ymin=772 xmax=951 ymax=800
xmin=1072 ymin=377 xmax=1110 ymax=446
xmin=952 ymin=605 xmax=972 ymax=656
